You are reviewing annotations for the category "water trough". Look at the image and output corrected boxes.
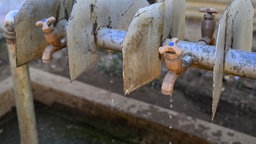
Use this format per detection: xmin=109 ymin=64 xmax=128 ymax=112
xmin=0 ymin=68 xmax=255 ymax=144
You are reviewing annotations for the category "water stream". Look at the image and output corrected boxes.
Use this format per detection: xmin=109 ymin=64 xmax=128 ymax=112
xmin=169 ymin=94 xmax=173 ymax=144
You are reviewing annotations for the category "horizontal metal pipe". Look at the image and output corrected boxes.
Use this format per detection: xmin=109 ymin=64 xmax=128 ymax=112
xmin=175 ymin=40 xmax=216 ymax=70
xmin=96 ymin=28 xmax=256 ymax=80
xmin=96 ymin=28 xmax=126 ymax=51
xmin=225 ymin=49 xmax=256 ymax=79
xmin=167 ymin=39 xmax=256 ymax=79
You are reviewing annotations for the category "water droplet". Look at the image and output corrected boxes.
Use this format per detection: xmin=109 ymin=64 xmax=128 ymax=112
xmin=0 ymin=128 xmax=3 ymax=134
xmin=169 ymin=94 xmax=174 ymax=143
xmin=110 ymin=99 xmax=115 ymax=108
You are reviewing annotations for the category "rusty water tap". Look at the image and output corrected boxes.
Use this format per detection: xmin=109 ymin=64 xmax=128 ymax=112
xmin=36 ymin=17 xmax=66 ymax=63
xmin=159 ymin=38 xmax=192 ymax=96
xmin=199 ymin=8 xmax=218 ymax=45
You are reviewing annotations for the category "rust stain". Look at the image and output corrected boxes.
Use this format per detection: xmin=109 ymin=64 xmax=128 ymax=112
xmin=107 ymin=16 xmax=112 ymax=28
xmin=90 ymin=3 xmax=94 ymax=13
xmin=92 ymin=19 xmax=98 ymax=43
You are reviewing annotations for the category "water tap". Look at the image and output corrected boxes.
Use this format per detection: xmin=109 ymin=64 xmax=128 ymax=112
xmin=159 ymin=38 xmax=192 ymax=96
xmin=36 ymin=16 xmax=67 ymax=63
xmin=199 ymin=8 xmax=218 ymax=45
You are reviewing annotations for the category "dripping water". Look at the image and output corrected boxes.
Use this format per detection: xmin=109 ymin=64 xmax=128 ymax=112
xmin=169 ymin=94 xmax=173 ymax=144
xmin=169 ymin=94 xmax=173 ymax=129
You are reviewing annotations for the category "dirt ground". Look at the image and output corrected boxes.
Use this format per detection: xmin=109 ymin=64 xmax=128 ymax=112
xmin=0 ymin=19 xmax=256 ymax=139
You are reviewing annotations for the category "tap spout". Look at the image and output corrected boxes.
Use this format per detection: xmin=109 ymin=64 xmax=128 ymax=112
xmin=161 ymin=71 xmax=179 ymax=95
xmin=42 ymin=38 xmax=66 ymax=63
xmin=161 ymin=56 xmax=192 ymax=96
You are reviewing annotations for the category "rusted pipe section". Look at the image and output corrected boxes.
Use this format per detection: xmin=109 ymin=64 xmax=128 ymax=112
xmin=96 ymin=28 xmax=126 ymax=51
xmin=3 ymin=10 xmax=38 ymax=144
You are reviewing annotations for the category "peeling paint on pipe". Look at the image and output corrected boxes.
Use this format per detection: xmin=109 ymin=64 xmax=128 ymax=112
xmin=97 ymin=28 xmax=256 ymax=80
xmin=96 ymin=28 xmax=126 ymax=51
xmin=225 ymin=49 xmax=256 ymax=79
xmin=175 ymin=40 xmax=215 ymax=70
xmin=173 ymin=40 xmax=256 ymax=79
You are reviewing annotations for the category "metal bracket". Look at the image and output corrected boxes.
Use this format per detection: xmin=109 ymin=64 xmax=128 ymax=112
xmin=123 ymin=0 xmax=185 ymax=95
xmin=67 ymin=0 xmax=149 ymax=81
xmin=15 ymin=0 xmax=75 ymax=66
xmin=212 ymin=0 xmax=254 ymax=121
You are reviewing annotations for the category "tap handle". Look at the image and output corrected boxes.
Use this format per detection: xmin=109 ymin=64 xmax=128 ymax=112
xmin=159 ymin=38 xmax=183 ymax=58
xmin=36 ymin=16 xmax=56 ymax=33
xmin=199 ymin=8 xmax=218 ymax=15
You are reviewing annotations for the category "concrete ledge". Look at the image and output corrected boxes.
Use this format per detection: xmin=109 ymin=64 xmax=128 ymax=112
xmin=0 ymin=68 xmax=255 ymax=143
